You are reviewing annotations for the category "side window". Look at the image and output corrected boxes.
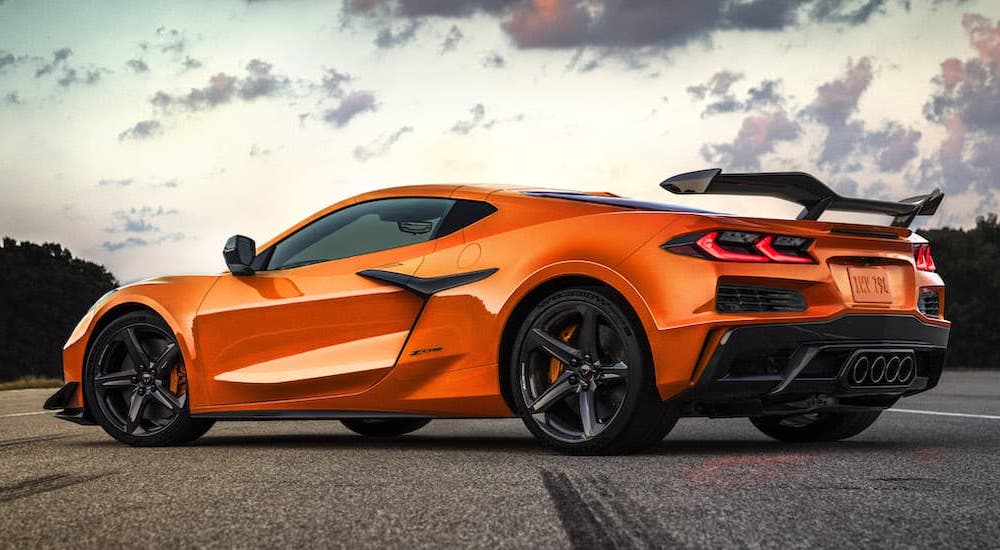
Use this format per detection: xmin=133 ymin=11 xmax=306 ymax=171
xmin=267 ymin=198 xmax=454 ymax=270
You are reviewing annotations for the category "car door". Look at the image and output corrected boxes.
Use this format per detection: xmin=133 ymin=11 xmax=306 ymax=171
xmin=193 ymin=197 xmax=455 ymax=407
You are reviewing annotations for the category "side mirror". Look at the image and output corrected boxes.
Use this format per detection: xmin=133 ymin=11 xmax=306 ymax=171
xmin=223 ymin=235 xmax=256 ymax=276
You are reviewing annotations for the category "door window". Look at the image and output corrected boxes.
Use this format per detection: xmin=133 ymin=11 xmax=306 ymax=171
xmin=267 ymin=198 xmax=454 ymax=270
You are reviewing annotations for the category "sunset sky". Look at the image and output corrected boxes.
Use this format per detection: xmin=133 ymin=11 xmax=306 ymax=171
xmin=1 ymin=0 xmax=997 ymax=282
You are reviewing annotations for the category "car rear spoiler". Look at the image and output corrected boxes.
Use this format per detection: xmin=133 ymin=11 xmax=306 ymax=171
xmin=660 ymin=168 xmax=943 ymax=228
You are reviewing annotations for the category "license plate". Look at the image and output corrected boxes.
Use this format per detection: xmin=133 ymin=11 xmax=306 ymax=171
xmin=848 ymin=267 xmax=892 ymax=303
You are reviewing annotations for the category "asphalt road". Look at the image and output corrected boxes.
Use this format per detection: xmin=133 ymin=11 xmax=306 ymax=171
xmin=1 ymin=371 xmax=998 ymax=549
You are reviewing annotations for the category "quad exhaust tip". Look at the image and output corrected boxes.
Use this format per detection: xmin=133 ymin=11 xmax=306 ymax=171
xmin=844 ymin=352 xmax=915 ymax=387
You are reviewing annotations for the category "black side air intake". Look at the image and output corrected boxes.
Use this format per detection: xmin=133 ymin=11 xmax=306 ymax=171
xmin=918 ymin=290 xmax=941 ymax=318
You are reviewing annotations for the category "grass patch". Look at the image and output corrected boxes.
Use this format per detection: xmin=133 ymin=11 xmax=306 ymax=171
xmin=0 ymin=376 xmax=64 ymax=391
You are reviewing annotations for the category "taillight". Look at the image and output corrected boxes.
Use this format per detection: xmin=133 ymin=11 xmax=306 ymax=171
xmin=664 ymin=230 xmax=815 ymax=264
xmin=913 ymin=244 xmax=936 ymax=272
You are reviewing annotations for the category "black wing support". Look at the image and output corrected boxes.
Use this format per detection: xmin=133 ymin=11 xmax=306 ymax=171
xmin=358 ymin=267 xmax=499 ymax=299
xmin=660 ymin=168 xmax=943 ymax=228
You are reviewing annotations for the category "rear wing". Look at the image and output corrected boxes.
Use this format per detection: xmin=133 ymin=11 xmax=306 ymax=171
xmin=660 ymin=168 xmax=943 ymax=228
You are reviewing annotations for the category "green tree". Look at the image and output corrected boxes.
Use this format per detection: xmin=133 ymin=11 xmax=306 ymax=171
xmin=0 ymin=238 xmax=117 ymax=382
xmin=919 ymin=214 xmax=1000 ymax=368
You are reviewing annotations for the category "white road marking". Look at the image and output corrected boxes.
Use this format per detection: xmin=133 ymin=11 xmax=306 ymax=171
xmin=0 ymin=411 xmax=52 ymax=419
xmin=888 ymin=408 xmax=1000 ymax=421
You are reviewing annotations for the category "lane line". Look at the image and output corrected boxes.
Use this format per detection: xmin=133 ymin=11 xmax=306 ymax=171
xmin=888 ymin=408 xmax=1000 ymax=420
xmin=0 ymin=411 xmax=51 ymax=419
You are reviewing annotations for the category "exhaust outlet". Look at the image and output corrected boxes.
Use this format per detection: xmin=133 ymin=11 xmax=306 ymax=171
xmin=897 ymin=356 xmax=914 ymax=384
xmin=870 ymin=356 xmax=887 ymax=384
xmin=885 ymin=356 xmax=901 ymax=384
xmin=841 ymin=350 xmax=916 ymax=388
xmin=851 ymin=356 xmax=870 ymax=385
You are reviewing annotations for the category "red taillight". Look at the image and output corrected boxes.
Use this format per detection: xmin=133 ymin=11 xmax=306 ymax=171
xmin=696 ymin=231 xmax=769 ymax=262
xmin=669 ymin=230 xmax=815 ymax=264
xmin=914 ymin=244 xmax=936 ymax=272
xmin=754 ymin=235 xmax=814 ymax=264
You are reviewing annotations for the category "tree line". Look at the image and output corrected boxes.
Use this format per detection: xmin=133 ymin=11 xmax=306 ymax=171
xmin=0 ymin=217 xmax=997 ymax=382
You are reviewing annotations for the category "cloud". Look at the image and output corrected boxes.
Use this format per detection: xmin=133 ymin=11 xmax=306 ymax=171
xmin=691 ymin=75 xmax=786 ymax=117
xmin=152 ymin=59 xmax=290 ymax=111
xmin=918 ymin=13 xmax=1000 ymax=194
xmin=374 ymin=21 xmax=420 ymax=48
xmin=239 ymin=59 xmax=290 ymax=100
xmin=105 ymin=205 xmax=178 ymax=234
xmin=35 ymin=48 xmax=72 ymax=77
xmin=118 ymin=120 xmax=162 ymax=141
xmin=181 ymin=57 xmax=202 ymax=71
xmin=450 ymin=103 xmax=486 ymax=134
xmin=323 ymin=90 xmax=378 ymax=127
xmin=808 ymin=0 xmax=890 ymax=25
xmin=862 ymin=122 xmax=921 ymax=172
xmin=102 ymin=233 xmax=184 ymax=252
xmin=701 ymin=109 xmax=802 ymax=170
xmin=482 ymin=52 xmax=505 ymax=68
xmin=354 ymin=126 xmax=413 ymax=161
xmin=321 ymin=68 xmax=352 ymax=98
xmin=249 ymin=144 xmax=271 ymax=157
xmin=126 ymin=59 xmax=148 ymax=73
xmin=98 ymin=178 xmax=134 ymax=187
xmin=343 ymin=0 xmax=517 ymax=18
xmin=0 ymin=50 xmax=24 ymax=72
xmin=441 ymin=24 xmax=463 ymax=53
xmin=156 ymin=27 xmax=187 ymax=54
xmin=745 ymin=79 xmax=785 ymax=110
xmin=801 ymin=57 xmax=874 ymax=169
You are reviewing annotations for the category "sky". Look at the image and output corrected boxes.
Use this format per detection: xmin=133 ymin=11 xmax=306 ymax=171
xmin=0 ymin=0 xmax=997 ymax=282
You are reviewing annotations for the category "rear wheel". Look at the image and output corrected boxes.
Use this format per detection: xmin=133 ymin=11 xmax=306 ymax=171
xmin=340 ymin=418 xmax=431 ymax=437
xmin=749 ymin=410 xmax=882 ymax=442
xmin=510 ymin=287 xmax=677 ymax=455
xmin=84 ymin=311 xmax=214 ymax=446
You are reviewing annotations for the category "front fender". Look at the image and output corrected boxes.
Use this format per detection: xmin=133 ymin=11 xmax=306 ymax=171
xmin=60 ymin=275 xmax=220 ymax=412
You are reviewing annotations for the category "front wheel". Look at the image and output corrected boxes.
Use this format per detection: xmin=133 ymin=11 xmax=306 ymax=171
xmin=510 ymin=287 xmax=677 ymax=455
xmin=340 ymin=418 xmax=431 ymax=437
xmin=749 ymin=410 xmax=882 ymax=442
xmin=84 ymin=311 xmax=214 ymax=446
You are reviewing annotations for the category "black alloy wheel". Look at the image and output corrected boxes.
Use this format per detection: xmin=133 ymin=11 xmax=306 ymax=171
xmin=511 ymin=287 xmax=678 ymax=455
xmin=84 ymin=311 xmax=213 ymax=446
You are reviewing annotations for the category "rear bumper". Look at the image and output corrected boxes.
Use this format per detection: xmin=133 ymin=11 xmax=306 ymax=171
xmin=681 ymin=314 xmax=949 ymax=417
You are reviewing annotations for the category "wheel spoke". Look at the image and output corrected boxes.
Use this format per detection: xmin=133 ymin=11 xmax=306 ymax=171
xmin=125 ymin=389 xmax=149 ymax=434
xmin=529 ymin=370 xmax=577 ymax=413
xmin=598 ymin=361 xmax=629 ymax=383
xmin=577 ymin=306 xmax=600 ymax=358
xmin=121 ymin=327 xmax=150 ymax=368
xmin=529 ymin=328 xmax=581 ymax=366
xmin=579 ymin=382 xmax=603 ymax=439
xmin=151 ymin=343 xmax=180 ymax=378
xmin=151 ymin=383 xmax=184 ymax=412
xmin=94 ymin=369 xmax=136 ymax=391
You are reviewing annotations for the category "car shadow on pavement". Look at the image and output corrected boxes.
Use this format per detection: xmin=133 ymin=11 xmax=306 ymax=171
xmin=187 ymin=432 xmax=545 ymax=453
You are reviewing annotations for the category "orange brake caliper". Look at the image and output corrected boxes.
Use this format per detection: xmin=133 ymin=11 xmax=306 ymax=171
xmin=549 ymin=324 xmax=578 ymax=382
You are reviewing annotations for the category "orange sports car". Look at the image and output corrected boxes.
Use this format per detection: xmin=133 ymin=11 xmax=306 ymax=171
xmin=44 ymin=168 xmax=949 ymax=455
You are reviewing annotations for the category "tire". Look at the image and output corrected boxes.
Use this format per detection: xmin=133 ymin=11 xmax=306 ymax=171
xmin=749 ymin=410 xmax=882 ymax=442
xmin=83 ymin=311 xmax=214 ymax=446
xmin=341 ymin=418 xmax=431 ymax=437
xmin=509 ymin=286 xmax=678 ymax=455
